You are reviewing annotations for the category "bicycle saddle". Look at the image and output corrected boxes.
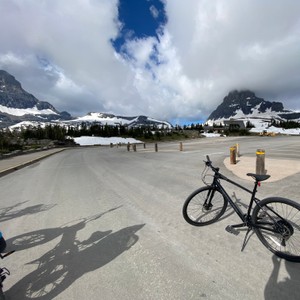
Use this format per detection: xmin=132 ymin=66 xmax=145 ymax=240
xmin=246 ymin=173 xmax=270 ymax=182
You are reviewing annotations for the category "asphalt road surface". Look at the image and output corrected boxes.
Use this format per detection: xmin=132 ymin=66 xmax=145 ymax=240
xmin=1 ymin=136 xmax=300 ymax=300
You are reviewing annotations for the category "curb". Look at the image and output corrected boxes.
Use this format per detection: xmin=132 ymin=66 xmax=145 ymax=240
xmin=0 ymin=148 xmax=66 ymax=178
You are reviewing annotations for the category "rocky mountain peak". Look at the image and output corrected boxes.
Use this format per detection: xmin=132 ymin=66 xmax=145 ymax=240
xmin=0 ymin=70 xmax=22 ymax=92
xmin=0 ymin=69 xmax=57 ymax=111
xmin=0 ymin=70 xmax=72 ymax=128
xmin=207 ymin=90 xmax=287 ymax=122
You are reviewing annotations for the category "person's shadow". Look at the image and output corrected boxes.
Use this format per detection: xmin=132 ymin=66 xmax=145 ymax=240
xmin=6 ymin=207 xmax=145 ymax=300
xmin=264 ymin=255 xmax=300 ymax=300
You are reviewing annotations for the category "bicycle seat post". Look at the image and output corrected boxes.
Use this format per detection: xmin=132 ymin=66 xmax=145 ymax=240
xmin=247 ymin=180 xmax=260 ymax=217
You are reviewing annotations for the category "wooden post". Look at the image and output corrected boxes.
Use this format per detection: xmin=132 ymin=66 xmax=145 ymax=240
xmin=133 ymin=144 xmax=137 ymax=152
xmin=256 ymin=149 xmax=265 ymax=175
xmin=127 ymin=142 xmax=130 ymax=151
xmin=230 ymin=146 xmax=237 ymax=164
xmin=143 ymin=143 xmax=146 ymax=149
xmin=155 ymin=143 xmax=158 ymax=152
xmin=179 ymin=142 xmax=183 ymax=151
xmin=110 ymin=143 xmax=113 ymax=148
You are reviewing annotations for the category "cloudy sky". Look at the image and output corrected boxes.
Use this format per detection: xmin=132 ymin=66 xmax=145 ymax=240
xmin=0 ymin=0 xmax=299 ymax=124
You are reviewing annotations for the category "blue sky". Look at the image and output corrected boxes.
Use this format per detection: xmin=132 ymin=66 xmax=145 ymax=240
xmin=112 ymin=0 xmax=167 ymax=53
xmin=0 ymin=0 xmax=300 ymax=125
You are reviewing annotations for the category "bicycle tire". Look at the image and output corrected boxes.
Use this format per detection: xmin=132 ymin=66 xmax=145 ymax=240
xmin=182 ymin=186 xmax=228 ymax=226
xmin=252 ymin=197 xmax=300 ymax=262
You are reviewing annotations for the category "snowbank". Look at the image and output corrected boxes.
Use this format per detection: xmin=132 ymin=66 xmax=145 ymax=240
xmin=201 ymin=133 xmax=222 ymax=138
xmin=73 ymin=136 xmax=143 ymax=146
xmin=250 ymin=125 xmax=300 ymax=135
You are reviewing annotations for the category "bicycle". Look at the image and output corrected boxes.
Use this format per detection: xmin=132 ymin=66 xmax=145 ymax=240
xmin=182 ymin=155 xmax=300 ymax=262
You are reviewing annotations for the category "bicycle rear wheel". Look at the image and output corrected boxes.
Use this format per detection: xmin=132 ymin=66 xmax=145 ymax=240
xmin=252 ymin=197 xmax=300 ymax=262
xmin=182 ymin=186 xmax=227 ymax=226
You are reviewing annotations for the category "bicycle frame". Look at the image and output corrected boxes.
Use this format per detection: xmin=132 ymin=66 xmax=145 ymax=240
xmin=209 ymin=169 xmax=260 ymax=225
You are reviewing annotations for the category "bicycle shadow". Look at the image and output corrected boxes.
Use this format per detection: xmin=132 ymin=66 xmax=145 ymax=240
xmin=0 ymin=201 xmax=56 ymax=222
xmin=216 ymin=192 xmax=256 ymax=250
xmin=5 ymin=206 xmax=121 ymax=251
xmin=264 ymin=255 xmax=300 ymax=300
xmin=6 ymin=207 xmax=145 ymax=300
xmin=217 ymin=192 xmax=249 ymax=223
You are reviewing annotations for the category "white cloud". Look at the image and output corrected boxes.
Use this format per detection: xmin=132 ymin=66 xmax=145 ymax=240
xmin=0 ymin=0 xmax=300 ymax=123
xmin=0 ymin=52 xmax=26 ymax=66
xmin=149 ymin=5 xmax=159 ymax=19
xmin=123 ymin=37 xmax=157 ymax=67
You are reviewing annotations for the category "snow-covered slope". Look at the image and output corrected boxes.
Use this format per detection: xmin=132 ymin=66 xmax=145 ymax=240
xmin=68 ymin=112 xmax=172 ymax=129
xmin=0 ymin=104 xmax=58 ymax=116
xmin=8 ymin=112 xmax=173 ymax=131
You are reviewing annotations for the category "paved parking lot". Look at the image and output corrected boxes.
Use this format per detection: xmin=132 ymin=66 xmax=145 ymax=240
xmin=0 ymin=136 xmax=300 ymax=299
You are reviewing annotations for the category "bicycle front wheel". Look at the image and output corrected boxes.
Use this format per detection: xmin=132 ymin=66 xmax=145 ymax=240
xmin=252 ymin=197 xmax=300 ymax=262
xmin=182 ymin=186 xmax=227 ymax=226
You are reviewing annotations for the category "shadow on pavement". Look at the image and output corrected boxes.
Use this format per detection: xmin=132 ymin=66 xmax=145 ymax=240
xmin=264 ymin=255 xmax=300 ymax=300
xmin=5 ymin=207 xmax=121 ymax=251
xmin=6 ymin=207 xmax=145 ymax=300
xmin=0 ymin=201 xmax=56 ymax=222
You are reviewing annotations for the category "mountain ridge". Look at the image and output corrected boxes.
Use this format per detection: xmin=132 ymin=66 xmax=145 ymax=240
xmin=206 ymin=90 xmax=300 ymax=124
xmin=1 ymin=70 xmax=299 ymax=130
xmin=0 ymin=70 xmax=172 ymax=129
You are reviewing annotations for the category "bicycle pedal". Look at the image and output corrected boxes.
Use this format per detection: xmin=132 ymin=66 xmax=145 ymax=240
xmin=225 ymin=225 xmax=239 ymax=236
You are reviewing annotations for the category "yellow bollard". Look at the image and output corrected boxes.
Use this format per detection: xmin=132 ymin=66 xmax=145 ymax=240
xmin=256 ymin=149 xmax=265 ymax=175
xmin=230 ymin=146 xmax=237 ymax=164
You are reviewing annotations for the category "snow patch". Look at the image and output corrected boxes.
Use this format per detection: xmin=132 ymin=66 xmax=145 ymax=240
xmin=73 ymin=136 xmax=143 ymax=146
xmin=0 ymin=105 xmax=57 ymax=116
xmin=201 ymin=133 xmax=222 ymax=138
xmin=72 ymin=113 xmax=132 ymax=125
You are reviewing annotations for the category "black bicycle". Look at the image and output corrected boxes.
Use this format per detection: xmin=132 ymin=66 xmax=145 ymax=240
xmin=182 ymin=155 xmax=300 ymax=262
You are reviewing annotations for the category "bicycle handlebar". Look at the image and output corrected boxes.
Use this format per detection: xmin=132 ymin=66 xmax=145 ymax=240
xmin=205 ymin=155 xmax=213 ymax=168
xmin=204 ymin=155 xmax=220 ymax=174
xmin=206 ymin=155 xmax=211 ymax=164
